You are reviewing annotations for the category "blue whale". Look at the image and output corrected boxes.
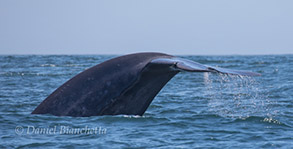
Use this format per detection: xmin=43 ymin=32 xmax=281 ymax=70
xmin=32 ymin=52 xmax=260 ymax=117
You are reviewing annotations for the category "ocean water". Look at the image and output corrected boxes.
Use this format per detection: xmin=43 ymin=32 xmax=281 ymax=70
xmin=0 ymin=54 xmax=292 ymax=148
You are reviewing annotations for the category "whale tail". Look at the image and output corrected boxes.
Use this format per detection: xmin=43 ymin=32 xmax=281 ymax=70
xmin=150 ymin=57 xmax=261 ymax=76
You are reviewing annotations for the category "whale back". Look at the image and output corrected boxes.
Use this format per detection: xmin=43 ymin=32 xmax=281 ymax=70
xmin=32 ymin=52 xmax=172 ymax=116
xmin=99 ymin=63 xmax=179 ymax=116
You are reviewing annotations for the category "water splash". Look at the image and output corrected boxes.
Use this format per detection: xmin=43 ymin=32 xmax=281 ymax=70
xmin=204 ymin=73 xmax=276 ymax=119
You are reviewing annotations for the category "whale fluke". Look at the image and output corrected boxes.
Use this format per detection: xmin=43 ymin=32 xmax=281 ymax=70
xmin=32 ymin=52 xmax=260 ymax=117
xmin=151 ymin=57 xmax=261 ymax=76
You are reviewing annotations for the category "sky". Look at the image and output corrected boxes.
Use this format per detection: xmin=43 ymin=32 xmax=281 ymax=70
xmin=0 ymin=0 xmax=292 ymax=55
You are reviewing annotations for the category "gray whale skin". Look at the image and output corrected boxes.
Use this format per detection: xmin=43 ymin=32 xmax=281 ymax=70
xmin=32 ymin=52 xmax=260 ymax=117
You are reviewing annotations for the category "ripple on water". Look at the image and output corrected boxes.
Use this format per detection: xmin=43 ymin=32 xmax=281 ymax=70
xmin=0 ymin=55 xmax=292 ymax=148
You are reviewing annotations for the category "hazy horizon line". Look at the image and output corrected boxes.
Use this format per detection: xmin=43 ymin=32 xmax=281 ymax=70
xmin=0 ymin=52 xmax=292 ymax=56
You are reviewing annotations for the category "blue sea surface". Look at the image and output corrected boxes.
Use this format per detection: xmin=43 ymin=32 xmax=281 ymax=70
xmin=0 ymin=55 xmax=292 ymax=148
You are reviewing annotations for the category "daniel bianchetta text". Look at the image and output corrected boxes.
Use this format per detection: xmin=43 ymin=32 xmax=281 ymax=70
xmin=15 ymin=125 xmax=107 ymax=135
